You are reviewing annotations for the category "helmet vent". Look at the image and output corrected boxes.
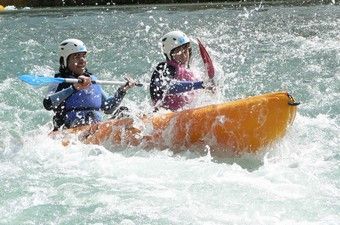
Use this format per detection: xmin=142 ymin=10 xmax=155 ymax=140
xmin=162 ymin=38 xmax=167 ymax=42
xmin=173 ymin=38 xmax=176 ymax=40
xmin=61 ymin=42 xmax=68 ymax=46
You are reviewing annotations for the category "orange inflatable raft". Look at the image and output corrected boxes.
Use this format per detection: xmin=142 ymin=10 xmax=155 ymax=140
xmin=57 ymin=92 xmax=298 ymax=156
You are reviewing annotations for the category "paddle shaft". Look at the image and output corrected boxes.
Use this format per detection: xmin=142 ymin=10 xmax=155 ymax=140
xmin=19 ymin=74 xmax=144 ymax=87
xmin=64 ymin=78 xmax=126 ymax=85
xmin=69 ymin=78 xmax=143 ymax=87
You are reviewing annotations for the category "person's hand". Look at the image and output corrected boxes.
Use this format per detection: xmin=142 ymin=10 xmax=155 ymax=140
xmin=120 ymin=76 xmax=137 ymax=92
xmin=204 ymin=79 xmax=216 ymax=93
xmin=73 ymin=75 xmax=92 ymax=90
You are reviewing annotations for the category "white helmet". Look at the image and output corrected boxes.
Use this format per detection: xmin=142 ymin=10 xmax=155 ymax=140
xmin=161 ymin=30 xmax=190 ymax=59
xmin=59 ymin=38 xmax=87 ymax=68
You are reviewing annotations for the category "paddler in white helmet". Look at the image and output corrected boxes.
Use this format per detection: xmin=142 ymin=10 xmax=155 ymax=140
xmin=43 ymin=38 xmax=137 ymax=131
xmin=149 ymin=30 xmax=214 ymax=112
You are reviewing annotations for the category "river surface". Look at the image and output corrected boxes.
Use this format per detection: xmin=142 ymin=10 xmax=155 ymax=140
xmin=0 ymin=2 xmax=339 ymax=224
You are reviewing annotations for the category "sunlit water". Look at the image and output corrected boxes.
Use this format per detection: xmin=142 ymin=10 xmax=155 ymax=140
xmin=0 ymin=3 xmax=339 ymax=224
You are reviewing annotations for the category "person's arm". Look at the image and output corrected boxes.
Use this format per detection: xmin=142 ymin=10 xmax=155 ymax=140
xmin=167 ymin=80 xmax=204 ymax=94
xmin=150 ymin=62 xmax=205 ymax=96
xmin=43 ymin=86 xmax=75 ymax=110
xmin=101 ymin=87 xmax=127 ymax=114
xmin=101 ymin=77 xmax=136 ymax=114
xmin=43 ymin=74 xmax=92 ymax=110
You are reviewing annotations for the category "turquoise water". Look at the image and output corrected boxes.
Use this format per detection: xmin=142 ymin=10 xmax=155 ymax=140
xmin=1 ymin=3 xmax=339 ymax=224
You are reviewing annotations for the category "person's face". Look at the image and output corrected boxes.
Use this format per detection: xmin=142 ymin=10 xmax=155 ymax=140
xmin=67 ymin=52 xmax=87 ymax=76
xmin=171 ymin=44 xmax=191 ymax=65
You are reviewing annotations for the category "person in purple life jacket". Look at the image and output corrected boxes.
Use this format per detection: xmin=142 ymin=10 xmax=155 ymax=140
xmin=150 ymin=30 xmax=214 ymax=112
xmin=43 ymin=38 xmax=137 ymax=131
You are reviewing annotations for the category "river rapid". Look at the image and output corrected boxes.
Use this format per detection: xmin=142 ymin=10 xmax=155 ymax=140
xmin=0 ymin=2 xmax=339 ymax=224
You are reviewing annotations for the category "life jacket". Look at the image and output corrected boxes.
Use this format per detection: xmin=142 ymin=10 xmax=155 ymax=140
xmin=53 ymin=71 xmax=103 ymax=129
xmin=63 ymin=83 xmax=103 ymax=127
xmin=162 ymin=60 xmax=196 ymax=111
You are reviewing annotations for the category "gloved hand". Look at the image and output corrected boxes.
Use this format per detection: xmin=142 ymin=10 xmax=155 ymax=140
xmin=204 ymin=79 xmax=216 ymax=93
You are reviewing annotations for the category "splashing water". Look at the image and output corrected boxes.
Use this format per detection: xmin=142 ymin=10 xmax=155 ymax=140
xmin=0 ymin=3 xmax=339 ymax=224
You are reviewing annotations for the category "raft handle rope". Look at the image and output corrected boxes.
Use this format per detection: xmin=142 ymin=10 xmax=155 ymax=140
xmin=287 ymin=93 xmax=300 ymax=106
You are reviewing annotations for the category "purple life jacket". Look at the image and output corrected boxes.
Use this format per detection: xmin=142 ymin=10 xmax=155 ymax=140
xmin=162 ymin=60 xmax=196 ymax=111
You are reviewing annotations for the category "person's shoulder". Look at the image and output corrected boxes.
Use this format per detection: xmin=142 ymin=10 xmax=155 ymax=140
xmin=154 ymin=61 xmax=167 ymax=70
xmin=54 ymin=71 xmax=73 ymax=91
xmin=152 ymin=62 xmax=165 ymax=77
xmin=54 ymin=72 xmax=63 ymax=78
xmin=55 ymin=70 xmax=72 ymax=78
xmin=154 ymin=61 xmax=176 ymax=73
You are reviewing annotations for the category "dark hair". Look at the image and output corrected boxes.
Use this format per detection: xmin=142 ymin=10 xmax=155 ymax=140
xmin=59 ymin=57 xmax=66 ymax=73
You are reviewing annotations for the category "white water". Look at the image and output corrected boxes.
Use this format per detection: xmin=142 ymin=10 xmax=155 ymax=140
xmin=0 ymin=3 xmax=339 ymax=225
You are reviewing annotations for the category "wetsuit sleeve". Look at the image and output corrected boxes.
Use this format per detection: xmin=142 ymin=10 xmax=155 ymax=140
xmin=43 ymin=86 xmax=75 ymax=110
xmin=167 ymin=81 xmax=204 ymax=94
xmin=101 ymin=87 xmax=127 ymax=114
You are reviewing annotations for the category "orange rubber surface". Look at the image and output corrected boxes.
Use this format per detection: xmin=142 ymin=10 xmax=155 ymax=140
xmin=58 ymin=92 xmax=298 ymax=156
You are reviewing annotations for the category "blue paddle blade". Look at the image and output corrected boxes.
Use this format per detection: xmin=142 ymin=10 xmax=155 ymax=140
xmin=19 ymin=74 xmax=65 ymax=87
